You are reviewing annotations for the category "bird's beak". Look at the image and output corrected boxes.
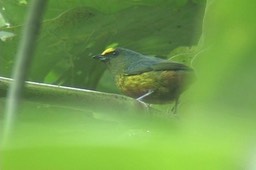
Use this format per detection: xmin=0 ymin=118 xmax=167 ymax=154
xmin=93 ymin=55 xmax=108 ymax=62
xmin=93 ymin=55 xmax=101 ymax=60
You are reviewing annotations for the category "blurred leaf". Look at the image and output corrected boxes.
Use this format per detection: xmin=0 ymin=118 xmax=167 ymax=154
xmin=167 ymin=46 xmax=199 ymax=66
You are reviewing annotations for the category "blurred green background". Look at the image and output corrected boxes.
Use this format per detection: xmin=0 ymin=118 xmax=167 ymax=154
xmin=1 ymin=0 xmax=256 ymax=169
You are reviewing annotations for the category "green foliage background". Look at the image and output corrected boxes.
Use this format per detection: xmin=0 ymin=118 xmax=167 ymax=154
xmin=1 ymin=0 xmax=256 ymax=170
xmin=0 ymin=0 xmax=204 ymax=91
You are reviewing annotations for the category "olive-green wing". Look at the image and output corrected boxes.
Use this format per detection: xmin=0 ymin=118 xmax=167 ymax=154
xmin=125 ymin=61 xmax=193 ymax=75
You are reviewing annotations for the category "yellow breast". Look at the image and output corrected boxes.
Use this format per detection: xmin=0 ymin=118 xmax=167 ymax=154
xmin=115 ymin=70 xmax=188 ymax=103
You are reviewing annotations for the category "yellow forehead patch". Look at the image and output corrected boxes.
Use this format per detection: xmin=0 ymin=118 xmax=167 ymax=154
xmin=101 ymin=48 xmax=116 ymax=55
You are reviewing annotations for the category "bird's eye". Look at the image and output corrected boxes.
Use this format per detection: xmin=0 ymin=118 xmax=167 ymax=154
xmin=112 ymin=50 xmax=119 ymax=56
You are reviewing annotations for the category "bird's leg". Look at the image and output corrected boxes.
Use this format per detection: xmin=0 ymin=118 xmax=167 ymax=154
xmin=171 ymin=97 xmax=179 ymax=114
xmin=136 ymin=89 xmax=154 ymax=101
xmin=135 ymin=90 xmax=154 ymax=114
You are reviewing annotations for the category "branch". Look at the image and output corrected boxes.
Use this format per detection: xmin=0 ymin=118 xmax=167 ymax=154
xmin=2 ymin=0 xmax=48 ymax=145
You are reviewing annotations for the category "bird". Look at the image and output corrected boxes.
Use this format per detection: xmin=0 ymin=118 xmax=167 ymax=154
xmin=93 ymin=47 xmax=195 ymax=114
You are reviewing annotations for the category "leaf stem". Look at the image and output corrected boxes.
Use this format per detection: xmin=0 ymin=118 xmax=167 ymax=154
xmin=2 ymin=0 xmax=48 ymax=146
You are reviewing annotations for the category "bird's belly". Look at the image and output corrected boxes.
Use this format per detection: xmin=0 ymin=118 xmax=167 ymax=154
xmin=116 ymin=71 xmax=190 ymax=104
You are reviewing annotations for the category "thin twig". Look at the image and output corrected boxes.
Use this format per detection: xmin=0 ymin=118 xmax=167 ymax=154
xmin=2 ymin=0 xmax=48 ymax=146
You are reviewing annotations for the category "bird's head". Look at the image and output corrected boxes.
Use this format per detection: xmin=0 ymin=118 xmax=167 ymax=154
xmin=93 ymin=47 xmax=143 ymax=74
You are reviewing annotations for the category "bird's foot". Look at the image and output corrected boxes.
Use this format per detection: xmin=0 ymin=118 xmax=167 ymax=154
xmin=167 ymin=97 xmax=179 ymax=115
